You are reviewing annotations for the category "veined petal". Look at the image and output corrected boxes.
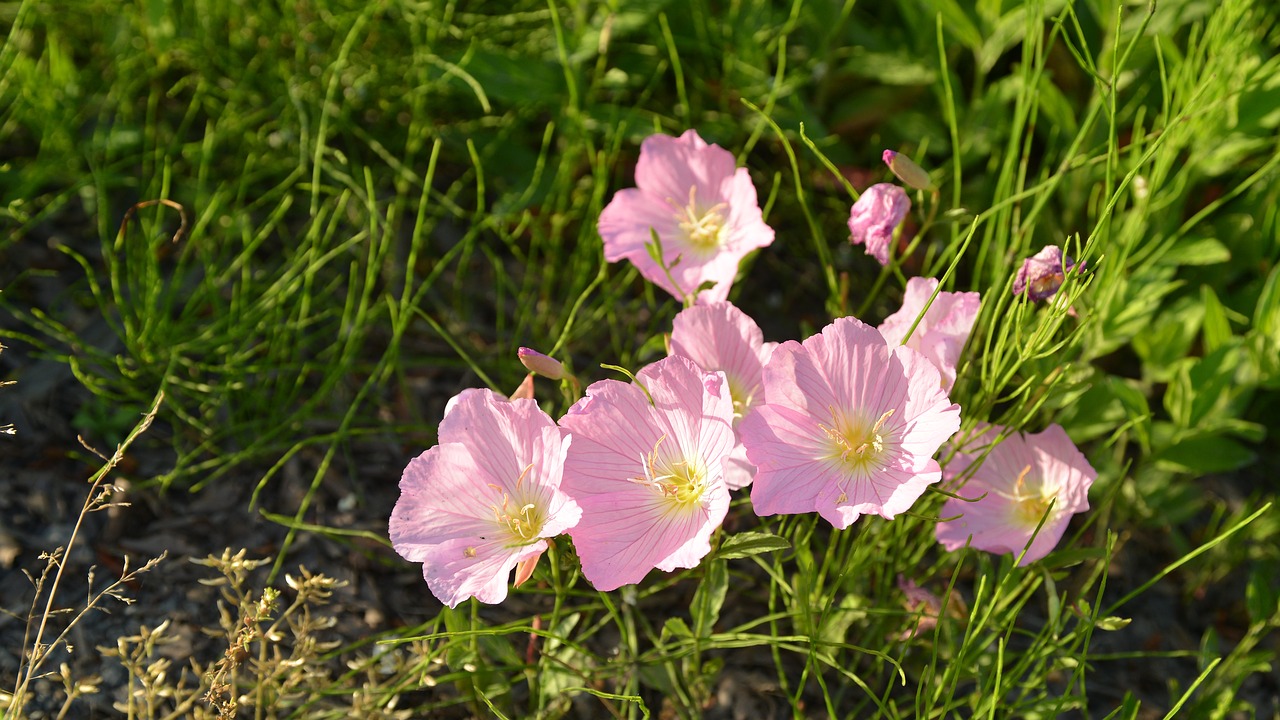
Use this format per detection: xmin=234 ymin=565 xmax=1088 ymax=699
xmin=420 ymin=537 xmax=548 ymax=607
xmin=935 ymin=423 xmax=1095 ymax=565
xmin=598 ymin=188 xmax=683 ymax=263
xmin=559 ymin=355 xmax=736 ymax=591
xmin=599 ymin=130 xmax=775 ymax=304
xmin=743 ymin=315 xmax=959 ymax=526
xmin=390 ymin=389 xmax=581 ymax=607
xmin=635 ymin=130 xmax=737 ymax=204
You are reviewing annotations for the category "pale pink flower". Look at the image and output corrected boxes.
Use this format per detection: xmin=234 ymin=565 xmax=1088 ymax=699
xmin=1012 ymin=245 xmax=1082 ymax=302
xmin=878 ymin=277 xmax=981 ymax=392
xmin=390 ymin=389 xmax=582 ymax=607
xmin=597 ymin=130 xmax=775 ymax=304
xmin=935 ymin=424 xmax=1095 ymax=566
xmin=741 ymin=316 xmax=961 ymax=528
xmin=848 ymin=183 xmax=911 ymax=266
xmin=558 ymin=355 xmax=736 ymax=591
xmin=668 ymin=302 xmax=777 ymax=489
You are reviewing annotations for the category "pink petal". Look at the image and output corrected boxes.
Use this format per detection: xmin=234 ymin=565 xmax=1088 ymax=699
xmin=721 ymin=443 xmax=757 ymax=491
xmin=742 ymin=403 xmax=844 ymax=516
xmin=598 ymin=131 xmax=775 ymax=304
xmin=559 ymin=356 xmax=735 ymax=590
xmin=670 ymin=301 xmax=770 ymax=415
xmin=598 ymin=188 xmax=683 ymax=264
xmin=742 ymin=316 xmax=959 ymax=527
xmin=848 ymin=184 xmax=910 ymax=265
xmin=935 ymin=423 xmax=1095 ymax=565
xmin=634 ymin=130 xmax=737 ymax=205
xmin=390 ymin=389 xmax=581 ymax=607
xmin=879 ymin=277 xmax=981 ymax=391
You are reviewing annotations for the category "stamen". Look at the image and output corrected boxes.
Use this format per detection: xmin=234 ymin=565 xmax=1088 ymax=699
xmin=1010 ymin=465 xmax=1053 ymax=524
xmin=822 ymin=407 xmax=892 ymax=470
xmin=671 ymin=185 xmax=728 ymax=250
xmin=486 ymin=468 xmax=544 ymax=544
xmin=1013 ymin=465 xmax=1033 ymax=495
xmin=629 ymin=433 xmax=708 ymax=506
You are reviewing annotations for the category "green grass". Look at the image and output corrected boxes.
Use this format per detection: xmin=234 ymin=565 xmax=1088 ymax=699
xmin=2 ymin=0 xmax=1279 ymax=717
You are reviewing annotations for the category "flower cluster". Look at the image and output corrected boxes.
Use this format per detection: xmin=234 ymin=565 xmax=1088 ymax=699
xmin=390 ymin=130 xmax=1097 ymax=607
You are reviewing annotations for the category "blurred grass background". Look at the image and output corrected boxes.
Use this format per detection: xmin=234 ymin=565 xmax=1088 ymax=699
xmin=2 ymin=0 xmax=1279 ymax=716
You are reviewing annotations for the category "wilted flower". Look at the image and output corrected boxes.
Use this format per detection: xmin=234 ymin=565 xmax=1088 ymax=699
xmin=558 ymin=355 xmax=736 ymax=591
xmin=895 ymin=574 xmax=942 ymax=640
xmin=878 ymin=277 xmax=981 ymax=392
xmin=597 ymin=130 xmax=775 ymax=304
xmin=935 ymin=424 xmax=1095 ymax=566
xmin=517 ymin=347 xmax=566 ymax=380
xmin=741 ymin=316 xmax=961 ymax=529
xmin=1012 ymin=245 xmax=1082 ymax=302
xmin=848 ymin=183 xmax=911 ymax=266
xmin=882 ymin=150 xmax=934 ymax=191
xmin=389 ymin=389 xmax=582 ymax=607
xmin=668 ymin=301 xmax=777 ymax=489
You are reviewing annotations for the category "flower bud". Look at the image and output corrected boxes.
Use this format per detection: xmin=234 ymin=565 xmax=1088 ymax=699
xmin=1012 ymin=245 xmax=1084 ymax=302
xmin=517 ymin=347 xmax=566 ymax=380
xmin=882 ymin=150 xmax=935 ymax=192
xmin=848 ymin=183 xmax=911 ymax=266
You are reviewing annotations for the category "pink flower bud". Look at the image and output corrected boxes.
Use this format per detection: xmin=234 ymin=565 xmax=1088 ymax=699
xmin=517 ymin=347 xmax=566 ymax=380
xmin=882 ymin=150 xmax=934 ymax=191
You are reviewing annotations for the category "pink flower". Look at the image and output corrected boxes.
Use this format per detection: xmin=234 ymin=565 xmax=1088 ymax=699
xmin=740 ymin=316 xmax=961 ymax=529
xmin=1012 ymin=245 xmax=1082 ymax=302
xmin=848 ymin=183 xmax=911 ymax=266
xmin=935 ymin=424 xmax=1095 ymax=566
xmin=558 ymin=355 xmax=736 ymax=591
xmin=597 ymin=130 xmax=775 ymax=304
xmin=878 ymin=277 xmax=981 ymax=392
xmin=389 ymin=389 xmax=582 ymax=607
xmin=668 ymin=302 xmax=777 ymax=489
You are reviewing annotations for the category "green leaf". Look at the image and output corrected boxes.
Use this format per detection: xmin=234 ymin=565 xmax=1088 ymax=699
xmin=931 ymin=0 xmax=984 ymax=52
xmin=712 ymin=531 xmax=791 ymax=560
xmin=840 ymin=48 xmax=937 ymax=85
xmin=1054 ymin=375 xmax=1151 ymax=445
xmin=1158 ymin=237 xmax=1231 ymax=267
xmin=1253 ymin=264 xmax=1280 ymax=336
xmin=1201 ymin=285 xmax=1233 ymax=353
xmin=818 ymin=594 xmax=867 ymax=647
xmin=1153 ymin=433 xmax=1256 ymax=474
xmin=571 ymin=0 xmax=677 ymax=63
xmin=661 ymin=617 xmax=693 ymax=641
xmin=1095 ymin=616 xmax=1132 ymax=631
xmin=691 ymin=559 xmax=728 ymax=638
xmin=1186 ymin=342 xmax=1251 ymax=429
xmin=1133 ymin=296 xmax=1204 ymax=382
xmin=1246 ymin=562 xmax=1280 ymax=623
xmin=445 ymin=47 xmax=566 ymax=108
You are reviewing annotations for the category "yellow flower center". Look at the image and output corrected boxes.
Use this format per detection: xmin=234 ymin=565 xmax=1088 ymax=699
xmin=631 ymin=434 xmax=709 ymax=508
xmin=675 ymin=186 xmax=728 ymax=251
xmin=1009 ymin=464 xmax=1055 ymax=525
xmin=822 ymin=408 xmax=894 ymax=475
xmin=487 ymin=464 xmax=545 ymax=546
xmin=725 ymin=375 xmax=755 ymax=422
